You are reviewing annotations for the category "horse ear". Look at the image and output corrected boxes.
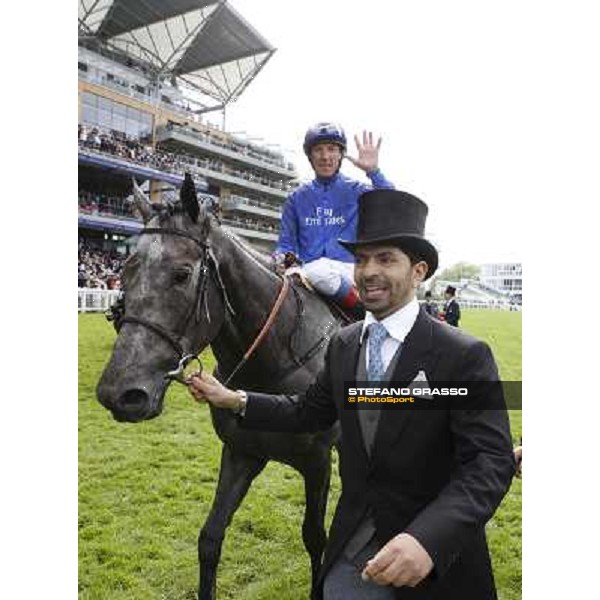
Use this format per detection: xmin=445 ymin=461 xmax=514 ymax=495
xmin=131 ymin=177 xmax=153 ymax=223
xmin=181 ymin=172 xmax=200 ymax=223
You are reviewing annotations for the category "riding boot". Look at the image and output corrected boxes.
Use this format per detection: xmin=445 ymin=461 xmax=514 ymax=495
xmin=333 ymin=283 xmax=365 ymax=322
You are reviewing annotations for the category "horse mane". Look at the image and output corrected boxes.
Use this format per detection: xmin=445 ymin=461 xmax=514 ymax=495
xmin=149 ymin=201 xmax=278 ymax=276
xmin=220 ymin=223 xmax=279 ymax=276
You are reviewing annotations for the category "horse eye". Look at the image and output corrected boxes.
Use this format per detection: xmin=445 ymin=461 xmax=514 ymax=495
xmin=173 ymin=269 xmax=191 ymax=285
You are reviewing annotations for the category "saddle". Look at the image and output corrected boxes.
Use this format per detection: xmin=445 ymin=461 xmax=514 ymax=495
xmin=285 ymin=272 xmax=363 ymax=325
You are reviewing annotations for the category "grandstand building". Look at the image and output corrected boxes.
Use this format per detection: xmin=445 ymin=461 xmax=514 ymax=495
xmin=480 ymin=263 xmax=522 ymax=304
xmin=78 ymin=0 xmax=298 ymax=288
xmin=428 ymin=262 xmax=523 ymax=310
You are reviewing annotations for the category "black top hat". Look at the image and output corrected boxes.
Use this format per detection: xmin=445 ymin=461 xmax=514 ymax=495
xmin=445 ymin=285 xmax=457 ymax=295
xmin=338 ymin=189 xmax=438 ymax=280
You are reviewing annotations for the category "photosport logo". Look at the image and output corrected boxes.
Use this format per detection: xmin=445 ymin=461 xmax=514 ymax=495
xmin=344 ymin=380 xmax=522 ymax=411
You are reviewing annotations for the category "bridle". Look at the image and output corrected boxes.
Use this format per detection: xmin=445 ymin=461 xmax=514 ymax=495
xmin=120 ymin=227 xmax=216 ymax=372
xmin=119 ymin=226 xmax=292 ymax=386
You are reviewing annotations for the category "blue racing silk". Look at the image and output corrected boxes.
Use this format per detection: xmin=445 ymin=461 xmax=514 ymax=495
xmin=276 ymin=170 xmax=395 ymax=264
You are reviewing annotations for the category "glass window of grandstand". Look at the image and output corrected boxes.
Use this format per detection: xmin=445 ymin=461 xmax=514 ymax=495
xmin=80 ymin=92 xmax=153 ymax=139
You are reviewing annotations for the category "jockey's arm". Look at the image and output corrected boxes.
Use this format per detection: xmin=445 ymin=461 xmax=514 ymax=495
xmin=276 ymin=195 xmax=300 ymax=256
xmin=366 ymin=168 xmax=395 ymax=190
xmin=273 ymin=195 xmax=301 ymax=273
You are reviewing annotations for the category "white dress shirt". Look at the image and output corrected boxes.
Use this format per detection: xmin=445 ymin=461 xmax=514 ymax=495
xmin=360 ymin=297 xmax=420 ymax=372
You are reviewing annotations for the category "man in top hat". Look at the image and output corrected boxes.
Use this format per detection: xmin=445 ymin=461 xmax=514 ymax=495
xmin=187 ymin=189 xmax=515 ymax=599
xmin=443 ymin=286 xmax=461 ymax=327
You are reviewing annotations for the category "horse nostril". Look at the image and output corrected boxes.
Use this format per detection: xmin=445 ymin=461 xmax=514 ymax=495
xmin=119 ymin=389 xmax=149 ymax=413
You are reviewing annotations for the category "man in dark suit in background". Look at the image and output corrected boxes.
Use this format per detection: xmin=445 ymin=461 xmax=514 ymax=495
xmin=423 ymin=290 xmax=439 ymax=319
xmin=443 ymin=285 xmax=461 ymax=327
xmin=188 ymin=189 xmax=515 ymax=599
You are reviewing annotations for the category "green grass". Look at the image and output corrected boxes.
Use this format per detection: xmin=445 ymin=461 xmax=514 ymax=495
xmin=461 ymin=310 xmax=522 ymax=381
xmin=460 ymin=310 xmax=522 ymax=599
xmin=79 ymin=309 xmax=521 ymax=599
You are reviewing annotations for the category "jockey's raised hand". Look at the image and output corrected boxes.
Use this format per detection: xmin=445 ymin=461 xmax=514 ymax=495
xmin=345 ymin=130 xmax=383 ymax=174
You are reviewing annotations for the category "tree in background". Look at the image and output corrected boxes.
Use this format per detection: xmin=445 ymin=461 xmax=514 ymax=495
xmin=438 ymin=262 xmax=480 ymax=282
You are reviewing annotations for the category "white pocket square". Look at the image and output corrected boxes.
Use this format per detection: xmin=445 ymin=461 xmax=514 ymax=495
xmin=412 ymin=370 xmax=429 ymax=384
xmin=408 ymin=370 xmax=434 ymax=399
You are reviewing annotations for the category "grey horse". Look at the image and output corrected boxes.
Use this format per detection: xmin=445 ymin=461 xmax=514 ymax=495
xmin=97 ymin=174 xmax=342 ymax=599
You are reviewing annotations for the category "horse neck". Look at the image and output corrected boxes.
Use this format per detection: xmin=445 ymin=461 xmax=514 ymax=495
xmin=206 ymin=225 xmax=339 ymax=393
xmin=211 ymin=226 xmax=282 ymax=309
xmin=208 ymin=226 xmax=284 ymax=365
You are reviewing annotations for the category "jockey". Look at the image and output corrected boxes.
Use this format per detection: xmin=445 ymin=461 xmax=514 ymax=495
xmin=274 ymin=122 xmax=395 ymax=318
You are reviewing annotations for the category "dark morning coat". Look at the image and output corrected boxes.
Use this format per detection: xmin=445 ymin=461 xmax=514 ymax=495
xmin=444 ymin=298 xmax=461 ymax=327
xmin=242 ymin=308 xmax=516 ymax=600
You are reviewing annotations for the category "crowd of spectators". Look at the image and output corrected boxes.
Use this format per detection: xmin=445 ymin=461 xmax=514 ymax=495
xmin=222 ymin=215 xmax=279 ymax=234
xmin=79 ymin=126 xmax=296 ymax=193
xmin=79 ymin=52 xmax=290 ymax=170
xmin=79 ymin=182 xmax=282 ymax=233
xmin=228 ymin=194 xmax=281 ymax=213
xmin=78 ymin=216 xmax=275 ymax=291
xmin=79 ymin=190 xmax=139 ymax=220
xmin=165 ymin=121 xmax=295 ymax=172
xmin=78 ymin=239 xmax=126 ymax=289
xmin=79 ymin=126 xmax=291 ymax=254
xmin=191 ymin=154 xmax=294 ymax=191
xmin=79 ymin=124 xmax=153 ymax=163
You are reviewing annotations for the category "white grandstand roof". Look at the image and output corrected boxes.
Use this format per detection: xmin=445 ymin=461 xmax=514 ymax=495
xmin=78 ymin=0 xmax=275 ymax=109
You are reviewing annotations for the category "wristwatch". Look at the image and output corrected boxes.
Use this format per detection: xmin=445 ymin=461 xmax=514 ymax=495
xmin=233 ymin=389 xmax=247 ymax=417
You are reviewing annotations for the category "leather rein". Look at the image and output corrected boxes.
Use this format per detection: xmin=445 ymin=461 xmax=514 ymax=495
xmin=119 ymin=226 xmax=291 ymax=386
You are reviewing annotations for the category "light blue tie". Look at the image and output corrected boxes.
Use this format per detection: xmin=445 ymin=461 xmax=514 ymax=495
xmin=367 ymin=322 xmax=388 ymax=381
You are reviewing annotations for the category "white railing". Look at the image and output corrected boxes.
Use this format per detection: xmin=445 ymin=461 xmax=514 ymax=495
xmin=456 ymin=300 xmax=522 ymax=311
xmin=79 ymin=289 xmax=521 ymax=313
xmin=78 ymin=288 xmax=121 ymax=313
xmin=420 ymin=300 xmax=522 ymax=311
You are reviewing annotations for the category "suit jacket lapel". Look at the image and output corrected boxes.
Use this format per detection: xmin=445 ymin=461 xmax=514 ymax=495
xmin=337 ymin=323 xmax=370 ymax=465
xmin=390 ymin=308 xmax=435 ymax=384
xmin=372 ymin=308 xmax=439 ymax=458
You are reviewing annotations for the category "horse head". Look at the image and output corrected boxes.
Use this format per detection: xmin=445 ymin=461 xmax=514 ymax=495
xmin=97 ymin=174 xmax=226 ymax=422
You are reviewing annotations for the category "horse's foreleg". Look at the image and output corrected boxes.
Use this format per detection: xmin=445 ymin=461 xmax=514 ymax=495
xmin=300 ymin=451 xmax=332 ymax=600
xmin=198 ymin=444 xmax=266 ymax=600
